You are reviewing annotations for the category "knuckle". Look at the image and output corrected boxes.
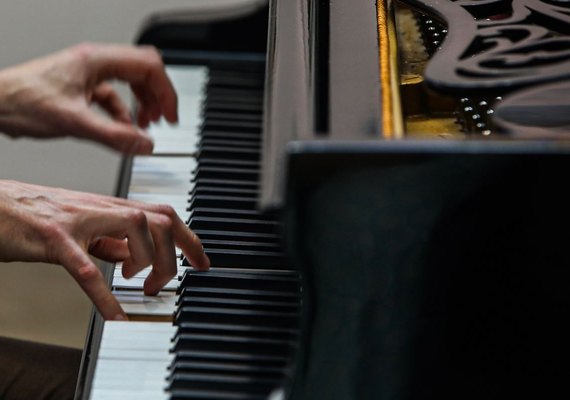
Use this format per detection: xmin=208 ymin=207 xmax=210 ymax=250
xmin=70 ymin=42 xmax=98 ymax=64
xmin=142 ymin=46 xmax=161 ymax=60
xmin=140 ymin=46 xmax=164 ymax=71
xmin=155 ymin=204 xmax=177 ymax=219
xmin=154 ymin=214 xmax=174 ymax=231
xmin=128 ymin=209 xmax=148 ymax=228
xmin=76 ymin=264 xmax=103 ymax=285
xmin=42 ymin=224 xmax=67 ymax=264
xmin=40 ymin=220 xmax=67 ymax=243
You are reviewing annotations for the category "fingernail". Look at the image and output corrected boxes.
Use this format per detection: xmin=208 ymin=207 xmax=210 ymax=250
xmin=114 ymin=313 xmax=128 ymax=321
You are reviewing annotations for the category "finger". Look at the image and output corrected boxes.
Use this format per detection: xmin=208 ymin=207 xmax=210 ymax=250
xmin=136 ymin=102 xmax=150 ymax=128
xmin=176 ymin=225 xmax=210 ymax=271
xmin=92 ymin=83 xmax=131 ymax=124
xmin=165 ymin=209 xmax=209 ymax=271
xmin=60 ymin=237 xmax=127 ymax=321
xmin=132 ymin=85 xmax=162 ymax=123
xmin=82 ymin=208 xmax=156 ymax=272
xmin=89 ymin=237 xmax=130 ymax=262
xmin=143 ymin=214 xmax=178 ymax=296
xmin=73 ymin=108 xmax=154 ymax=155
xmin=85 ymin=198 xmax=209 ymax=270
xmin=85 ymin=44 xmax=178 ymax=124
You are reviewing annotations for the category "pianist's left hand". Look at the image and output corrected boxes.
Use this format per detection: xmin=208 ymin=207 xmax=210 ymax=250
xmin=0 ymin=179 xmax=211 ymax=321
xmin=0 ymin=42 xmax=177 ymax=154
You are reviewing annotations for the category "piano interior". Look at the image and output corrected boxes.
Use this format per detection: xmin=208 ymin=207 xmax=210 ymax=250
xmin=78 ymin=1 xmax=570 ymax=399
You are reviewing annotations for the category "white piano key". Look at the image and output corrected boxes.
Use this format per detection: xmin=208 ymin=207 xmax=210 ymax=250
xmin=131 ymin=155 xmax=196 ymax=174
xmin=112 ymin=276 xmax=179 ymax=291
xmin=89 ymin=321 xmax=175 ymax=400
xmin=146 ymin=128 xmax=200 ymax=155
xmin=95 ymin=350 xmax=171 ymax=362
xmin=127 ymin=193 xmax=188 ymax=204
xmin=152 ymin=141 xmax=196 ymax=155
xmin=148 ymin=65 xmax=206 ymax=155
xmin=165 ymin=65 xmax=207 ymax=92
xmin=90 ymin=66 xmax=209 ymax=400
xmin=154 ymin=97 xmax=202 ymax=129
xmin=90 ymin=391 xmax=168 ymax=400
xmin=114 ymin=265 xmax=187 ymax=279
xmin=113 ymin=290 xmax=177 ymax=316
xmin=91 ymin=361 xmax=168 ymax=388
xmin=127 ymin=193 xmax=189 ymax=210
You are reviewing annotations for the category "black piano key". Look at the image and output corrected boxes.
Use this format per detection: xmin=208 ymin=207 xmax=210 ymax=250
xmin=191 ymin=166 xmax=259 ymax=182
xmin=200 ymin=131 xmax=261 ymax=142
xmin=209 ymin=68 xmax=263 ymax=76
xmin=206 ymin=88 xmax=263 ymax=101
xmin=190 ymin=179 xmax=259 ymax=189
xmin=177 ymin=286 xmax=300 ymax=303
xmin=203 ymin=112 xmax=262 ymax=123
xmin=175 ymin=321 xmax=299 ymax=341
xmin=170 ymin=360 xmax=284 ymax=380
xmin=193 ymin=159 xmax=261 ymax=170
xmin=187 ymin=208 xmax=277 ymax=223
xmin=170 ymin=388 xmax=267 ymax=400
xmin=199 ymin=239 xmax=282 ymax=253
xmin=202 ymin=119 xmax=262 ymax=133
xmin=168 ymin=373 xmax=281 ymax=396
xmin=189 ymin=216 xmax=280 ymax=234
xmin=174 ymin=307 xmax=297 ymax=332
xmin=206 ymin=101 xmax=262 ymax=113
xmin=172 ymin=350 xmax=289 ymax=366
xmin=189 ymin=252 xmax=287 ymax=270
xmin=204 ymin=95 xmax=262 ymax=109
xmin=208 ymin=75 xmax=264 ymax=89
xmin=192 ymin=249 xmax=287 ymax=269
xmin=185 ymin=229 xmax=281 ymax=242
xmin=178 ymin=270 xmax=299 ymax=292
xmin=197 ymin=146 xmax=260 ymax=161
xmin=190 ymin=186 xmax=260 ymax=197
xmin=162 ymin=63 xmax=301 ymax=400
xmin=190 ymin=229 xmax=280 ymax=243
xmin=171 ymin=332 xmax=295 ymax=356
xmin=176 ymin=296 xmax=299 ymax=313
xmin=188 ymin=195 xmax=257 ymax=210
xmin=200 ymin=138 xmax=261 ymax=148
xmin=190 ymin=207 xmax=272 ymax=219
xmin=209 ymin=73 xmax=264 ymax=83
xmin=202 ymin=100 xmax=263 ymax=115
xmin=172 ymin=322 xmax=298 ymax=345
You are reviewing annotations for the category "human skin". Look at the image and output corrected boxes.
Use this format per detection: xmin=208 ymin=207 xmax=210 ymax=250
xmin=0 ymin=43 xmax=210 ymax=320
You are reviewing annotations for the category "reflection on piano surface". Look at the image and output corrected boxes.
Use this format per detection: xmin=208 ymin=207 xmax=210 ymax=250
xmin=78 ymin=0 xmax=570 ymax=399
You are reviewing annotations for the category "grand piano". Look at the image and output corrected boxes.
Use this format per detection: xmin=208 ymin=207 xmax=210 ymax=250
xmin=77 ymin=0 xmax=570 ymax=399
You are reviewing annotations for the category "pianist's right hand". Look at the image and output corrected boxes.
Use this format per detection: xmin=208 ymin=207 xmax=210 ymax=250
xmin=0 ymin=42 xmax=178 ymax=154
xmin=0 ymin=179 xmax=211 ymax=321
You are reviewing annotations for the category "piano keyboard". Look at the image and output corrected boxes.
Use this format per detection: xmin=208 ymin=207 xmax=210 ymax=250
xmin=87 ymin=62 xmax=300 ymax=400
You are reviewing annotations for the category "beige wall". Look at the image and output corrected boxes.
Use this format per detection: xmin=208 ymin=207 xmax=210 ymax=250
xmin=0 ymin=0 xmax=254 ymax=348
